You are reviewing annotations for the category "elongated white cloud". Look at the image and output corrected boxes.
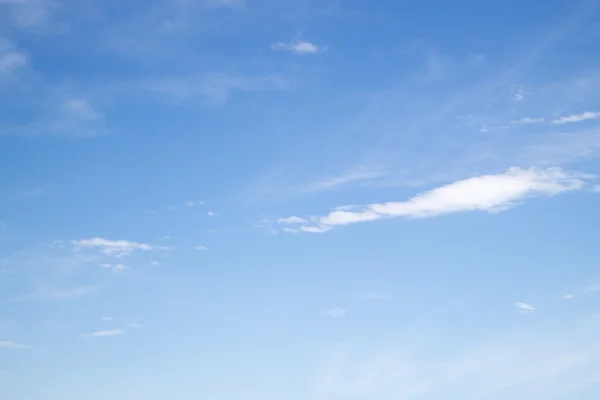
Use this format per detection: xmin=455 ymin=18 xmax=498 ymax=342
xmin=185 ymin=200 xmax=205 ymax=207
xmin=89 ymin=329 xmax=123 ymax=337
xmin=511 ymin=117 xmax=544 ymax=124
xmin=0 ymin=340 xmax=31 ymax=349
xmin=552 ymin=111 xmax=600 ymax=125
xmin=277 ymin=216 xmax=307 ymax=224
xmin=72 ymin=238 xmax=154 ymax=257
xmin=516 ymin=302 xmax=536 ymax=313
xmin=272 ymin=40 xmax=324 ymax=54
xmin=280 ymin=167 xmax=590 ymax=232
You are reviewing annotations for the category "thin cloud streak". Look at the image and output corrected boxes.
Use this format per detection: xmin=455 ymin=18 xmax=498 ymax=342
xmin=552 ymin=111 xmax=600 ymax=124
xmin=88 ymin=329 xmax=124 ymax=337
xmin=0 ymin=340 xmax=31 ymax=349
xmin=516 ymin=302 xmax=536 ymax=313
xmin=72 ymin=237 xmax=156 ymax=257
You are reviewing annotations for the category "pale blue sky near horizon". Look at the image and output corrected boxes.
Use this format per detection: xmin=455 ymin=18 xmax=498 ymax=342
xmin=2 ymin=1 xmax=600 ymax=399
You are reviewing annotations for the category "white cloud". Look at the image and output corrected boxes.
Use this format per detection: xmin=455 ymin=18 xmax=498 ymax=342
xmin=552 ymin=111 xmax=600 ymax=125
xmin=300 ymin=225 xmax=331 ymax=233
xmin=3 ymin=94 xmax=105 ymax=138
xmin=0 ymin=39 xmax=28 ymax=76
xmin=561 ymin=294 xmax=575 ymax=300
xmin=592 ymin=185 xmax=600 ymax=193
xmin=515 ymin=302 xmax=536 ymax=313
xmin=272 ymin=40 xmax=324 ymax=54
xmin=278 ymin=216 xmax=307 ymax=224
xmin=511 ymin=117 xmax=544 ymax=124
xmin=61 ymin=98 xmax=101 ymax=121
xmin=101 ymin=317 xmax=115 ymax=322
xmin=286 ymin=167 xmax=590 ymax=232
xmin=128 ymin=323 xmax=143 ymax=328
xmin=195 ymin=246 xmax=208 ymax=251
xmin=15 ymin=285 xmax=95 ymax=302
xmin=0 ymin=340 xmax=31 ymax=349
xmin=100 ymin=263 xmax=127 ymax=272
xmin=185 ymin=200 xmax=205 ymax=207
xmin=207 ymin=211 xmax=217 ymax=216
xmin=88 ymin=329 xmax=124 ymax=337
xmin=326 ymin=308 xmax=347 ymax=318
xmin=72 ymin=237 xmax=154 ymax=257
xmin=245 ymin=166 xmax=386 ymax=204
xmin=150 ymin=261 xmax=161 ymax=266
xmin=304 ymin=169 xmax=387 ymax=193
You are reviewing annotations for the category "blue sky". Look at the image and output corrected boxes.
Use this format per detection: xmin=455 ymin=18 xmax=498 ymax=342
xmin=2 ymin=0 xmax=600 ymax=399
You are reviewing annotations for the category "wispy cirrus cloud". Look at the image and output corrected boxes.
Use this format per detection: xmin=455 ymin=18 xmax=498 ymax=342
xmin=60 ymin=98 xmax=102 ymax=121
xmin=511 ymin=117 xmax=544 ymax=124
xmin=143 ymin=73 xmax=287 ymax=103
xmin=87 ymin=329 xmax=124 ymax=337
xmin=0 ymin=39 xmax=29 ymax=78
xmin=277 ymin=216 xmax=307 ymax=224
xmin=272 ymin=40 xmax=325 ymax=54
xmin=2 ymin=96 xmax=106 ymax=138
xmin=0 ymin=340 xmax=31 ymax=350
xmin=15 ymin=285 xmax=95 ymax=302
xmin=552 ymin=111 xmax=600 ymax=125
xmin=302 ymin=169 xmax=388 ymax=194
xmin=318 ymin=314 xmax=600 ymax=400
xmin=247 ymin=166 xmax=388 ymax=204
xmin=72 ymin=238 xmax=158 ymax=258
xmin=515 ymin=302 xmax=536 ymax=313
xmin=279 ymin=167 xmax=591 ymax=233
xmin=185 ymin=200 xmax=205 ymax=207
